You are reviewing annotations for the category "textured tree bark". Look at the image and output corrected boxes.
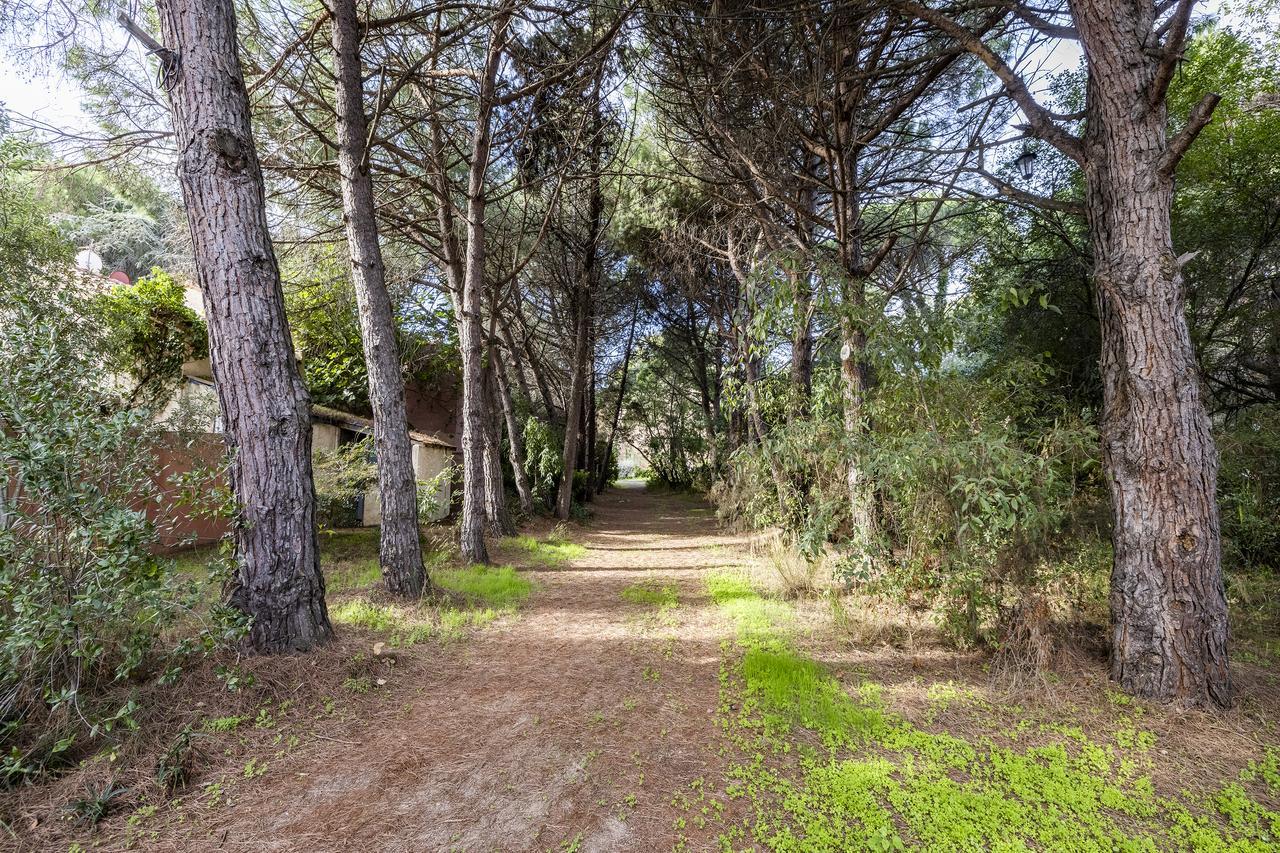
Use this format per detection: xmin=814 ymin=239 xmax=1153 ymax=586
xmin=555 ymin=66 xmax=604 ymax=518
xmin=331 ymin=0 xmax=426 ymax=598
xmin=584 ymin=329 xmax=598 ymax=502
xmin=482 ymin=357 xmax=515 ymax=535
xmin=492 ymin=348 xmax=534 ymax=513
xmin=1072 ymin=0 xmax=1229 ymax=707
xmin=155 ymin=0 xmax=330 ymax=652
xmin=790 ymin=270 xmax=814 ymax=416
xmin=456 ymin=11 xmax=510 ymax=563
xmin=838 ymin=301 xmax=875 ymax=546
xmin=556 ymin=287 xmax=590 ymax=519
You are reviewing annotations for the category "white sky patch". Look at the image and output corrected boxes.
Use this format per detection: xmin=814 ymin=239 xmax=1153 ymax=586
xmin=0 ymin=56 xmax=93 ymax=134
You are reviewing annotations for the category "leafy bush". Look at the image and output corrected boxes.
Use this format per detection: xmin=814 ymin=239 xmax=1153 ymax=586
xmin=0 ymin=276 xmax=190 ymax=780
xmin=1217 ymin=405 xmax=1280 ymax=572
xmin=712 ymin=353 xmax=1102 ymax=647
xmin=311 ymin=437 xmax=376 ymax=529
xmin=523 ymin=416 xmax=563 ymax=509
xmin=859 ymin=358 xmax=1101 ymax=645
xmin=95 ymin=266 xmax=207 ymax=411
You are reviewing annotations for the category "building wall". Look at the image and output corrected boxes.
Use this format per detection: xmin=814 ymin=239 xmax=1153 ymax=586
xmin=148 ymin=433 xmax=233 ymax=550
xmin=312 ymin=422 xmax=341 ymax=453
xmin=413 ymin=443 xmax=454 ymax=522
xmin=404 ymin=379 xmax=461 ymax=446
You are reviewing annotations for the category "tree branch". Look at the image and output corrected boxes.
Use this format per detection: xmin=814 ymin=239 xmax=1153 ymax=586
xmin=890 ymin=0 xmax=1085 ymax=164
xmin=1159 ymin=92 xmax=1221 ymax=176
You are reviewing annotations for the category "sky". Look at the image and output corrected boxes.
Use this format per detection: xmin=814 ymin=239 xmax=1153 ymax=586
xmin=0 ymin=58 xmax=90 ymax=134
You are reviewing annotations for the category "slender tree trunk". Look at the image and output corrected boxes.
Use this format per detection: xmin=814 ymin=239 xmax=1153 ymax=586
xmin=510 ymin=303 xmax=558 ymax=423
xmin=834 ymin=137 xmax=876 ymax=551
xmin=498 ymin=319 xmax=535 ymax=406
xmin=493 ymin=348 xmax=534 ymax=513
xmin=555 ymin=62 xmax=604 ymax=519
xmin=1072 ymin=0 xmax=1229 ymax=707
xmin=153 ymin=0 xmax=330 ymax=652
xmin=331 ymin=0 xmax=425 ymax=597
xmin=599 ymin=300 xmax=639 ymax=492
xmin=457 ymin=11 xmax=510 ymax=563
xmin=689 ymin=310 xmax=719 ymax=475
xmin=790 ymin=270 xmax=814 ymax=418
xmin=742 ymin=350 xmax=790 ymax=521
xmin=838 ymin=290 xmax=874 ymax=548
xmin=482 ymin=356 xmax=515 ymax=535
xmin=583 ymin=329 xmax=597 ymax=502
xmin=556 ymin=287 xmax=590 ymax=519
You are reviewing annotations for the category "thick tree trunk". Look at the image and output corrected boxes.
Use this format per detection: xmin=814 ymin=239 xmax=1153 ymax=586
xmin=482 ymin=357 xmax=515 ymax=536
xmin=155 ymin=0 xmax=330 ymax=652
xmin=492 ymin=348 xmax=534 ymax=514
xmin=1073 ymin=0 xmax=1229 ymax=707
xmin=331 ymin=0 xmax=426 ymax=598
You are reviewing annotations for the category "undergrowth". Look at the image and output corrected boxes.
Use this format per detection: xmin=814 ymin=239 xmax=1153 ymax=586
xmin=503 ymin=528 xmax=588 ymax=567
xmin=621 ymin=580 xmax=680 ymax=610
xmin=701 ymin=571 xmax=1280 ymax=852
xmin=330 ymin=565 xmax=532 ymax=646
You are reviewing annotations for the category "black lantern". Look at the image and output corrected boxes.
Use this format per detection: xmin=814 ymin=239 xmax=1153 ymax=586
xmin=1014 ymin=147 xmax=1037 ymax=180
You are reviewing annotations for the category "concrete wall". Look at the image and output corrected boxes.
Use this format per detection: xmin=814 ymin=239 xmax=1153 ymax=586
xmin=358 ymin=442 xmax=453 ymax=527
xmin=413 ymin=443 xmax=454 ymax=522
xmin=312 ymin=422 xmax=341 ymax=453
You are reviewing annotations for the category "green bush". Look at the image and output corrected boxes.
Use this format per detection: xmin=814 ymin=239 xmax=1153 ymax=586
xmin=312 ymin=437 xmax=376 ymax=529
xmin=1218 ymin=406 xmax=1280 ymax=572
xmin=0 ymin=277 xmax=191 ymax=781
xmin=860 ymin=359 xmax=1101 ymax=645
xmin=523 ymin=416 xmax=563 ymax=509
xmin=712 ymin=354 xmax=1102 ymax=647
xmin=95 ymin=267 xmax=206 ymax=412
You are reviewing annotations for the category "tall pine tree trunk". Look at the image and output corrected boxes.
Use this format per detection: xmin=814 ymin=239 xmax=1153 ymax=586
xmin=154 ymin=0 xmax=330 ymax=651
xmin=493 ymin=348 xmax=534 ymax=513
xmin=556 ymin=287 xmax=590 ymax=519
xmin=331 ymin=0 xmax=426 ymax=597
xmin=457 ymin=10 xmax=510 ymax=563
xmin=598 ymin=300 xmax=638 ymax=492
xmin=482 ymin=357 xmax=515 ymax=535
xmin=1073 ymin=0 xmax=1229 ymax=707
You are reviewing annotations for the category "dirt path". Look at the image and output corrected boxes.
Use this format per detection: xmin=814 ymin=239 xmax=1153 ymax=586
xmin=188 ymin=483 xmax=748 ymax=852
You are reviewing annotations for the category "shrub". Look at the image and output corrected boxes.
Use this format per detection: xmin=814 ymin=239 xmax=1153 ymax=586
xmin=0 ymin=275 xmax=191 ymax=780
xmin=311 ymin=437 xmax=376 ymax=529
xmin=523 ymin=416 xmax=563 ymax=509
xmin=712 ymin=354 xmax=1103 ymax=648
xmin=1217 ymin=405 xmax=1280 ymax=572
xmin=859 ymin=358 xmax=1101 ymax=645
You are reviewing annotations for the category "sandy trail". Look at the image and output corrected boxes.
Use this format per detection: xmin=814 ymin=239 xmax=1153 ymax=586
xmin=185 ymin=482 xmax=747 ymax=852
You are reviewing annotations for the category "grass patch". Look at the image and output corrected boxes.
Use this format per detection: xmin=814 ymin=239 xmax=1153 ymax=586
xmin=620 ymin=580 xmax=679 ymax=610
xmin=326 ymin=558 xmax=382 ymax=593
xmin=706 ymin=570 xmax=793 ymax=640
xmin=329 ymin=598 xmax=402 ymax=632
xmin=503 ymin=530 xmax=588 ymax=567
xmin=329 ymin=566 xmax=532 ymax=646
xmin=706 ymin=575 xmax=1280 ymax=851
xmin=434 ymin=565 xmax=533 ymax=609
